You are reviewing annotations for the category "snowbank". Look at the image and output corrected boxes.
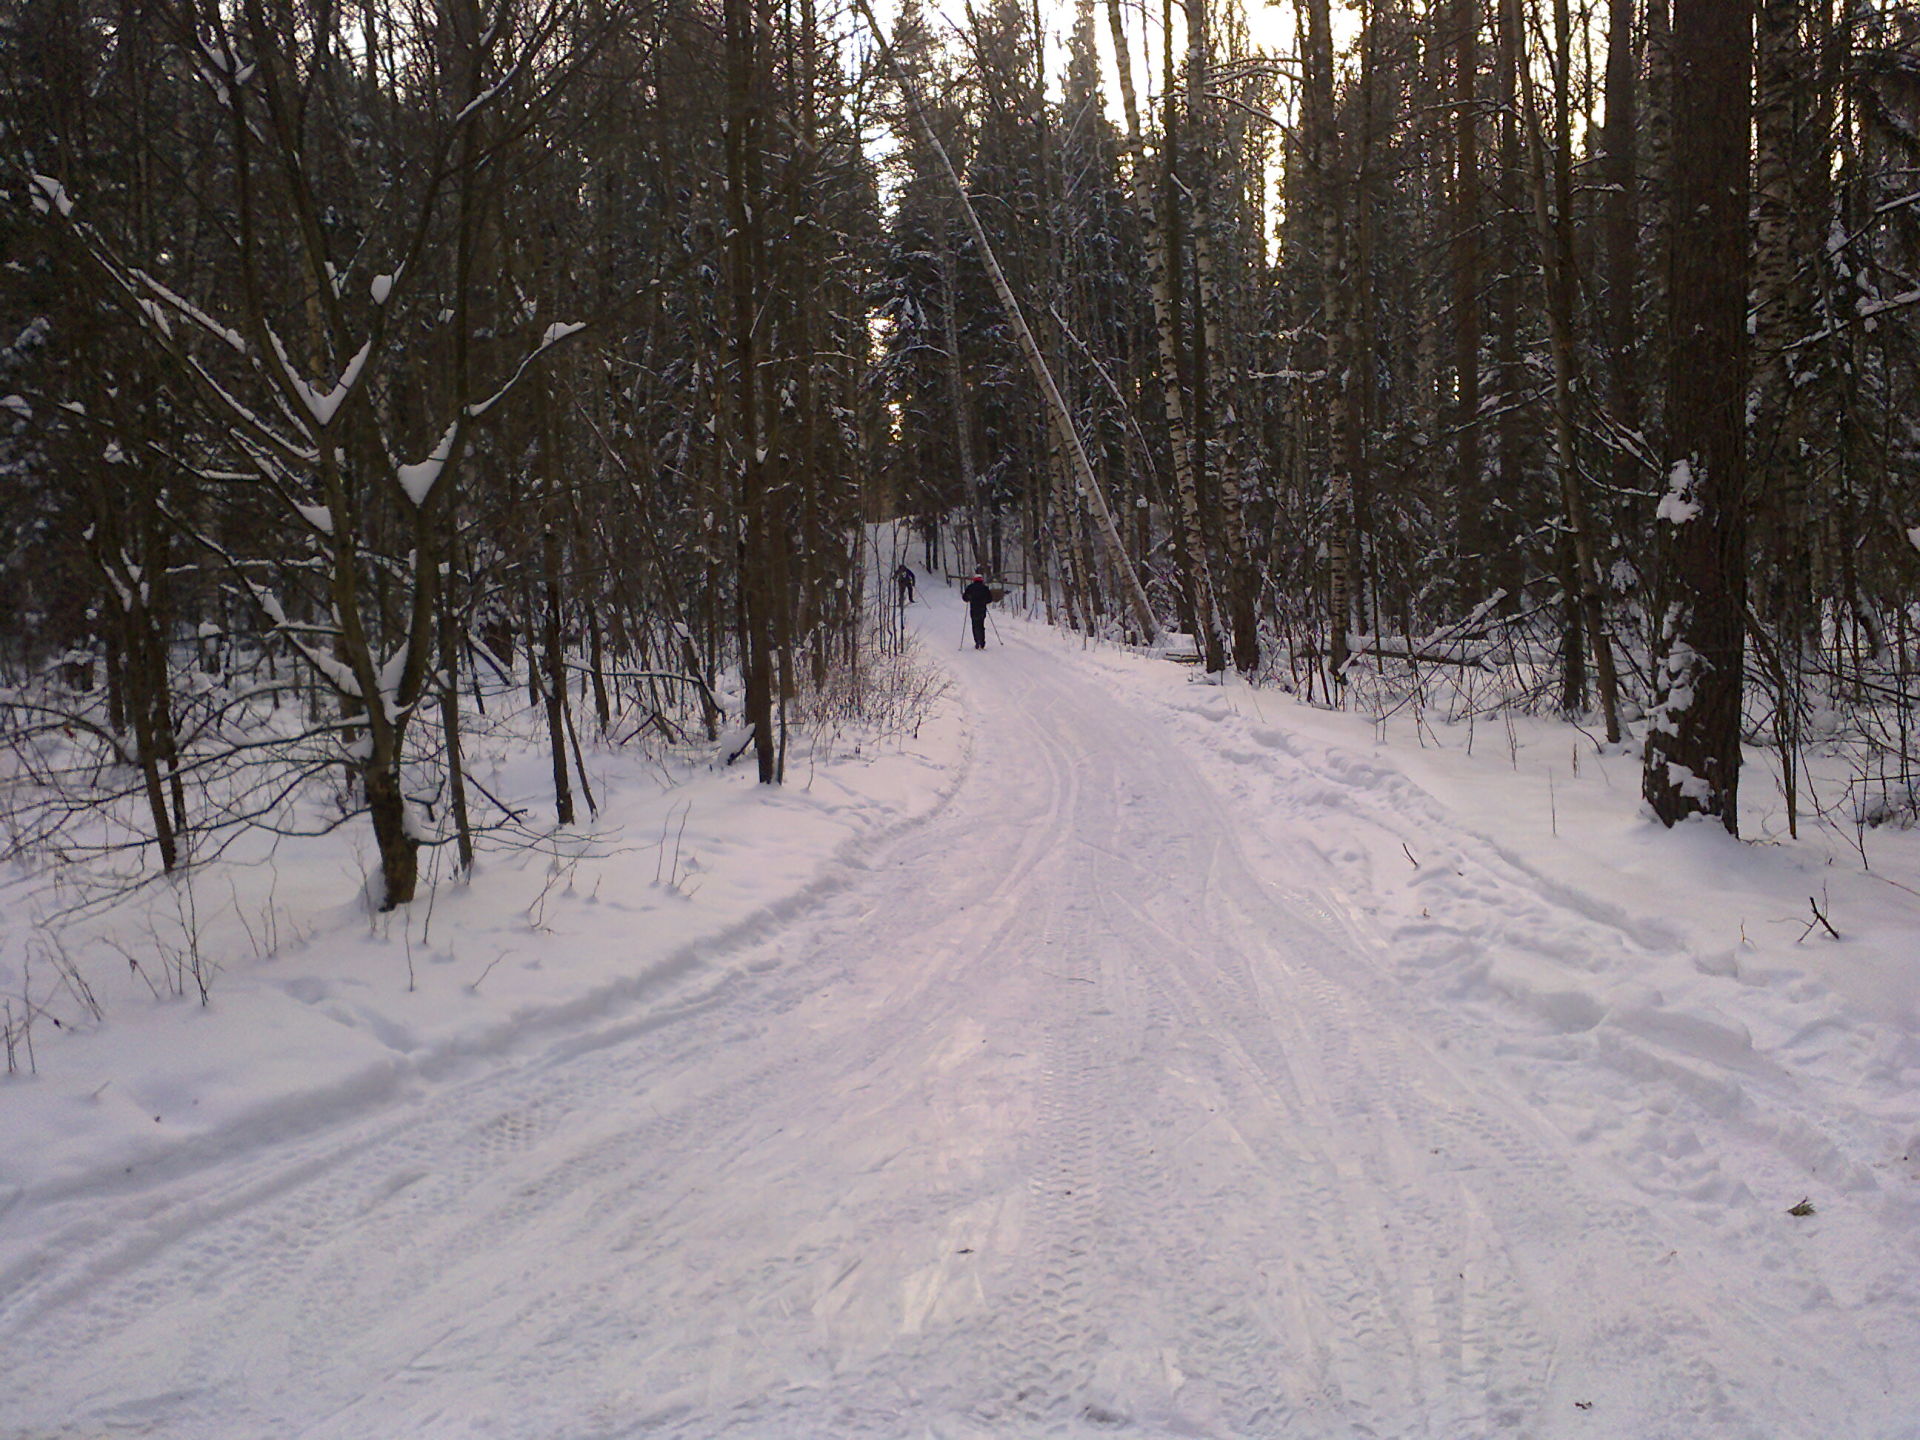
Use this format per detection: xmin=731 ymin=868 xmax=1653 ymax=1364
xmin=0 ymin=693 xmax=966 ymax=1208
xmin=1060 ymin=629 xmax=1920 ymax=1227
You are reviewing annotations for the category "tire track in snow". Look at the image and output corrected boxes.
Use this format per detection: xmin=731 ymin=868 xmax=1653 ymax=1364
xmin=1092 ymin=653 xmax=1918 ymax=1436
xmin=4 ymin=608 xmax=1913 ymax=1438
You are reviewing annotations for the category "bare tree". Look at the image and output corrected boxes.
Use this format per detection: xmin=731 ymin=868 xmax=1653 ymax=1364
xmin=22 ymin=0 xmax=608 ymax=903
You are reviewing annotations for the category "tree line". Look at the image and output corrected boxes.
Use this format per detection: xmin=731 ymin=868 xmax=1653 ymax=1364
xmin=2 ymin=0 xmax=1916 ymax=906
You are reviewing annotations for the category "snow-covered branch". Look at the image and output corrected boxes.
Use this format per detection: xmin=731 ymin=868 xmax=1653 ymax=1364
xmin=465 ymin=321 xmax=589 ymax=420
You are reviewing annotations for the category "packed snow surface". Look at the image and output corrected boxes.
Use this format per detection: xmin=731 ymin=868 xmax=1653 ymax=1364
xmin=3 ymin=585 xmax=1919 ymax=1439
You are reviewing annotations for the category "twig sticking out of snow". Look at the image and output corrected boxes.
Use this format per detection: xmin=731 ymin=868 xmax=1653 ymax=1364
xmin=1799 ymin=895 xmax=1840 ymax=942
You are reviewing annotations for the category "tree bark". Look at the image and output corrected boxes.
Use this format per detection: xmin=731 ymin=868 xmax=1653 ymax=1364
xmin=1600 ymin=0 xmax=1641 ymax=495
xmin=1185 ymin=0 xmax=1261 ymax=674
xmin=1105 ymin=0 xmax=1218 ymax=664
xmin=543 ymin=526 xmax=575 ymax=826
xmin=1643 ymin=0 xmax=1752 ymax=832
xmin=1508 ymin=0 xmax=1623 ymax=742
xmin=725 ymin=0 xmax=779 ymax=782
xmin=1451 ymin=0 xmax=1485 ymax=600
xmin=1301 ymin=0 xmax=1356 ymax=677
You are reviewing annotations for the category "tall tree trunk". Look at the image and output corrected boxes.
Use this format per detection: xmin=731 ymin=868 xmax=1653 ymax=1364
xmin=1751 ymin=0 xmax=1812 ymax=833
xmin=1187 ymin=0 xmax=1261 ymax=674
xmin=1104 ymin=0 xmax=1219 ymax=666
xmin=1349 ymin=4 xmax=1378 ymax=643
xmin=1492 ymin=0 xmax=1524 ymax=604
xmin=725 ymin=0 xmax=779 ymax=782
xmin=1600 ymin=0 xmax=1641 ymax=494
xmin=1643 ymin=0 xmax=1752 ymax=831
xmin=1752 ymin=6 xmax=1821 ymax=606
xmin=1301 ymin=0 xmax=1356 ymax=677
xmin=1508 ymin=0 xmax=1622 ymax=741
xmin=935 ymin=219 xmax=986 ymax=572
xmin=1451 ymin=0 xmax=1486 ymax=603
xmin=543 ymin=526 xmax=575 ymax=826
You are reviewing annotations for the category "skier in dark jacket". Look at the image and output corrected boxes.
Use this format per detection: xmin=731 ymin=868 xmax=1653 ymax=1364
xmin=893 ymin=563 xmax=916 ymax=604
xmin=962 ymin=573 xmax=993 ymax=649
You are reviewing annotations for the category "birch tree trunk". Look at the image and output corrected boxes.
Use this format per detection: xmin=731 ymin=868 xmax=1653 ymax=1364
xmin=1185 ymin=0 xmax=1262 ymax=674
xmin=1103 ymin=0 xmax=1220 ymax=667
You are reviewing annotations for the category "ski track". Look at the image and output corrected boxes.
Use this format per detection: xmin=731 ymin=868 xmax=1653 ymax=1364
xmin=4 ymin=601 xmax=1918 ymax=1439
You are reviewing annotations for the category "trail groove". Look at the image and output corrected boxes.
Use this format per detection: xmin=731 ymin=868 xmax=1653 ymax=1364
xmin=1 ymin=598 xmax=1910 ymax=1439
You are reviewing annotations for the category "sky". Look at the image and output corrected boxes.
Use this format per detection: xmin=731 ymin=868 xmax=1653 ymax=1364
xmin=896 ymin=0 xmax=1306 ymax=110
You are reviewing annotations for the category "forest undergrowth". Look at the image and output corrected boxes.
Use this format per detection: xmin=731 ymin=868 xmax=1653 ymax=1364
xmin=0 ymin=604 xmax=953 ymax=1065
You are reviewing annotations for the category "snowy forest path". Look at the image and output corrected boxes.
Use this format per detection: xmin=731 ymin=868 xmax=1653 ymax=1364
xmin=0 ymin=589 xmax=1912 ymax=1439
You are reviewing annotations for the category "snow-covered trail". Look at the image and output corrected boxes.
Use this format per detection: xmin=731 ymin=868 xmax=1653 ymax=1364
xmin=2 ymin=594 xmax=1911 ymax=1439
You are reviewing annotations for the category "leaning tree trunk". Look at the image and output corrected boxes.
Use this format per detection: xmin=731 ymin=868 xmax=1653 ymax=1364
xmin=858 ymin=0 xmax=1159 ymax=644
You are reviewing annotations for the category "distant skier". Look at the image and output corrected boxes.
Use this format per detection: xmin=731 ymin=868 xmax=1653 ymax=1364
xmin=893 ymin=563 xmax=916 ymax=604
xmin=962 ymin=573 xmax=994 ymax=649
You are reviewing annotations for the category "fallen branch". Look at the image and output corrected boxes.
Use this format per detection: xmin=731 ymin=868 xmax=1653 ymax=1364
xmin=1799 ymin=895 xmax=1840 ymax=942
xmin=1342 ymin=639 xmax=1499 ymax=673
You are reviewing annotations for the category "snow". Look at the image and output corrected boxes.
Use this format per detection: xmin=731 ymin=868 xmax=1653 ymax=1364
xmin=268 ymin=330 xmax=371 ymax=429
xmin=453 ymin=62 xmax=526 ymax=125
xmin=396 ymin=420 xmax=459 ymax=506
xmin=28 ymin=174 xmax=74 ymax=217
xmin=375 ymin=641 xmax=409 ymax=720
xmin=1662 ymin=758 xmax=1713 ymax=803
xmin=2 ymin=587 xmax=1918 ymax=1438
xmin=302 ymin=340 xmax=372 ymax=428
xmin=128 ymin=269 xmax=248 ymax=353
xmin=293 ymin=501 xmax=335 ymax=535
xmin=1656 ymin=457 xmax=1700 ymax=524
xmin=1858 ymin=286 xmax=1920 ymax=321
xmin=250 ymin=584 xmax=360 ymax=698
xmin=465 ymin=320 xmax=585 ymax=421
